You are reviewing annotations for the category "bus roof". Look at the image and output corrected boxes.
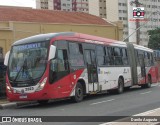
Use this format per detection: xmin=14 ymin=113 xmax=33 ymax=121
xmin=12 ymin=32 xmax=152 ymax=52
xmin=13 ymin=32 xmax=75 ymax=46
xmin=133 ymin=44 xmax=153 ymax=52
xmin=13 ymin=32 xmax=123 ymax=47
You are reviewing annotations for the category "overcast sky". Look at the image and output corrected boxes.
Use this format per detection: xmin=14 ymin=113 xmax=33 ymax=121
xmin=0 ymin=0 xmax=36 ymax=8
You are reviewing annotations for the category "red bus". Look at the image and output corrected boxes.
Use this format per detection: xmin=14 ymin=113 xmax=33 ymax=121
xmin=4 ymin=32 xmax=157 ymax=103
xmin=153 ymin=50 xmax=160 ymax=82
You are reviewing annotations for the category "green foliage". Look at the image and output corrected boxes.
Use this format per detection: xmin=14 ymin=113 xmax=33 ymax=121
xmin=148 ymin=28 xmax=160 ymax=49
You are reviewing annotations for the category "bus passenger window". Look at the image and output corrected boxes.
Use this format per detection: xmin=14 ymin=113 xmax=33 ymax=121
xmin=96 ymin=46 xmax=105 ymax=66
xmin=85 ymin=50 xmax=91 ymax=65
xmin=105 ymin=47 xmax=110 ymax=66
xmin=144 ymin=52 xmax=151 ymax=66
xmin=107 ymin=47 xmax=114 ymax=65
xmin=150 ymin=53 xmax=154 ymax=65
xmin=114 ymin=47 xmax=123 ymax=65
xmin=122 ymin=48 xmax=129 ymax=65
xmin=69 ymin=42 xmax=84 ymax=67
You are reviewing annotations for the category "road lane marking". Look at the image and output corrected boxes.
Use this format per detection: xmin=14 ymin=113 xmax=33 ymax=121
xmin=100 ymin=122 xmax=117 ymax=125
xmin=134 ymin=107 xmax=160 ymax=116
xmin=140 ymin=91 xmax=152 ymax=95
xmin=90 ymin=99 xmax=115 ymax=105
xmin=152 ymin=84 xmax=159 ymax=87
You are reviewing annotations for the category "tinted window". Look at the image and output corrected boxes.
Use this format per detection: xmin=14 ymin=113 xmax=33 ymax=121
xmin=114 ymin=47 xmax=121 ymax=56
xmin=69 ymin=42 xmax=84 ymax=67
xmin=108 ymin=47 xmax=113 ymax=56
xmin=135 ymin=49 xmax=140 ymax=65
xmin=57 ymin=49 xmax=69 ymax=71
xmin=150 ymin=53 xmax=154 ymax=65
xmin=96 ymin=46 xmax=105 ymax=66
xmin=85 ymin=50 xmax=91 ymax=65
xmin=122 ymin=48 xmax=129 ymax=65
xmin=137 ymin=50 xmax=144 ymax=66
xmin=114 ymin=47 xmax=123 ymax=65
xmin=57 ymin=41 xmax=68 ymax=49
xmin=107 ymin=47 xmax=114 ymax=65
xmin=50 ymin=41 xmax=70 ymax=83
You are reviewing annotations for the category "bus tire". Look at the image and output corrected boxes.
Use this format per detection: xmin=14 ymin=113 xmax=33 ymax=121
xmin=116 ymin=78 xmax=124 ymax=94
xmin=72 ymin=82 xmax=84 ymax=103
xmin=38 ymin=100 xmax=49 ymax=105
xmin=146 ymin=75 xmax=152 ymax=88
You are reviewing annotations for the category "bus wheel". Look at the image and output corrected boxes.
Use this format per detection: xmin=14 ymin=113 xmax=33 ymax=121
xmin=146 ymin=75 xmax=152 ymax=88
xmin=117 ymin=78 xmax=124 ymax=94
xmin=38 ymin=100 xmax=49 ymax=105
xmin=72 ymin=82 xmax=83 ymax=103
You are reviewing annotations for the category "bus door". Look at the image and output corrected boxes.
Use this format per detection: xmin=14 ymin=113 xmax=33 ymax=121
xmin=50 ymin=41 xmax=71 ymax=98
xmin=84 ymin=50 xmax=98 ymax=92
xmin=139 ymin=54 xmax=146 ymax=83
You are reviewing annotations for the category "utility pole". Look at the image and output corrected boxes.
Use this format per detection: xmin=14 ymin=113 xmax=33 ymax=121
xmin=135 ymin=0 xmax=140 ymax=45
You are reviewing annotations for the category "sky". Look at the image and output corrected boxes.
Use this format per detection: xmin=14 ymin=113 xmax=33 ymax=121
xmin=0 ymin=0 xmax=36 ymax=8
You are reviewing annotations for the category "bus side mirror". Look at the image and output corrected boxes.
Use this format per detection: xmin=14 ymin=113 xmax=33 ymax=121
xmin=48 ymin=45 xmax=56 ymax=61
xmin=4 ymin=51 xmax=10 ymax=66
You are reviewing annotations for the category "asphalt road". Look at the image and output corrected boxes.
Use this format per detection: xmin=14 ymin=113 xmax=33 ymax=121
xmin=0 ymin=83 xmax=160 ymax=125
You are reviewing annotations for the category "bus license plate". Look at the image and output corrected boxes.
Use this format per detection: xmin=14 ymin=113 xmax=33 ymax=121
xmin=19 ymin=95 xmax=27 ymax=99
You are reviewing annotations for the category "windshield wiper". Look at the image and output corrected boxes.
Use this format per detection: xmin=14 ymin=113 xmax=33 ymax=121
xmin=13 ymin=58 xmax=35 ymax=85
xmin=13 ymin=58 xmax=26 ymax=83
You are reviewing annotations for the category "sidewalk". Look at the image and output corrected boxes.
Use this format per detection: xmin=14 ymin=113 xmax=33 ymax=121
xmin=100 ymin=108 xmax=160 ymax=125
xmin=0 ymin=98 xmax=8 ymax=104
xmin=0 ymin=97 xmax=36 ymax=109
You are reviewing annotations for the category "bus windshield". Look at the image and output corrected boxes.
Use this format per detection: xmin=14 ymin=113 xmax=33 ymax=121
xmin=8 ymin=41 xmax=49 ymax=84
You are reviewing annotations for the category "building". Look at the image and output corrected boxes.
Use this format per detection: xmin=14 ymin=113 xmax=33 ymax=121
xmin=89 ymin=0 xmax=160 ymax=46
xmin=0 ymin=6 xmax=122 ymax=56
xmin=137 ymin=0 xmax=160 ymax=46
xmin=36 ymin=0 xmax=160 ymax=46
xmin=88 ymin=0 xmax=107 ymax=18
xmin=116 ymin=0 xmax=160 ymax=46
xmin=36 ymin=0 xmax=89 ymax=12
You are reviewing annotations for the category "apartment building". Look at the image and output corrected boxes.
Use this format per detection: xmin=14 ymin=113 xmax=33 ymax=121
xmin=89 ymin=0 xmax=160 ymax=46
xmin=88 ymin=0 xmax=107 ymax=18
xmin=138 ymin=0 xmax=160 ymax=46
xmin=36 ymin=0 xmax=53 ymax=9
xmin=120 ymin=0 xmax=160 ymax=46
xmin=36 ymin=0 xmax=160 ymax=46
xmin=36 ymin=0 xmax=89 ymax=12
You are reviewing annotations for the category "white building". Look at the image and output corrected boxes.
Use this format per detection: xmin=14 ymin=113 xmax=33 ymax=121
xmin=89 ymin=0 xmax=160 ymax=46
xmin=36 ymin=0 xmax=160 ymax=46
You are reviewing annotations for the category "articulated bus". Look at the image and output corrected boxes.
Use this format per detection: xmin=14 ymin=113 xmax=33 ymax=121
xmin=4 ymin=32 xmax=157 ymax=103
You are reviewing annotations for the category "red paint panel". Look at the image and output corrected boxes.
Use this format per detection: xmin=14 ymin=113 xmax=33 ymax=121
xmin=6 ymin=68 xmax=84 ymax=102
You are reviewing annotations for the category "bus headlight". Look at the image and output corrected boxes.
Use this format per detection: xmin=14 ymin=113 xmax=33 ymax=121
xmin=35 ymin=77 xmax=47 ymax=92
xmin=6 ymin=83 xmax=12 ymax=93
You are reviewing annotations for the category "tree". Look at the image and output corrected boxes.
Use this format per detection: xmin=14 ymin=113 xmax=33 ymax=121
xmin=148 ymin=28 xmax=160 ymax=50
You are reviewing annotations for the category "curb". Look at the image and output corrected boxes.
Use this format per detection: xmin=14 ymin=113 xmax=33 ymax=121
xmin=0 ymin=101 xmax=37 ymax=109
